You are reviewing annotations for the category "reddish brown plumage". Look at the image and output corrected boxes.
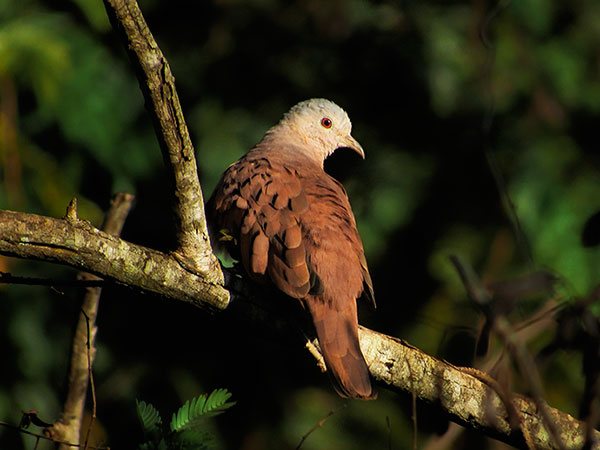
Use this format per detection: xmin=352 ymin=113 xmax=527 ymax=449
xmin=207 ymin=99 xmax=376 ymax=399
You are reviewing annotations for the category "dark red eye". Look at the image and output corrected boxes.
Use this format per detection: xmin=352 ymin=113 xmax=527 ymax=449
xmin=321 ymin=117 xmax=332 ymax=128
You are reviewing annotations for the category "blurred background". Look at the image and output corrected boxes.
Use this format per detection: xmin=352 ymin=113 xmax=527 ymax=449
xmin=1 ymin=0 xmax=600 ymax=448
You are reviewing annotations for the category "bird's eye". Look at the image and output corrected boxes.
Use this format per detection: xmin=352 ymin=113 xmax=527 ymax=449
xmin=321 ymin=117 xmax=332 ymax=129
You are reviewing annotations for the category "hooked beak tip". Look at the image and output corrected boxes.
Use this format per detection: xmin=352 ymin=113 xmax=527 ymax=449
xmin=345 ymin=135 xmax=365 ymax=159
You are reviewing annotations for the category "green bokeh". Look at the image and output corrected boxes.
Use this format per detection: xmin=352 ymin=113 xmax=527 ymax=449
xmin=1 ymin=0 xmax=599 ymax=448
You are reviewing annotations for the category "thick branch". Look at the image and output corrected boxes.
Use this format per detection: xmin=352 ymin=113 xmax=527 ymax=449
xmin=102 ymin=0 xmax=219 ymax=276
xmin=359 ymin=328 xmax=599 ymax=450
xmin=0 ymin=209 xmax=229 ymax=312
xmin=3 ymin=0 xmax=595 ymax=447
xmin=0 ymin=208 xmax=597 ymax=449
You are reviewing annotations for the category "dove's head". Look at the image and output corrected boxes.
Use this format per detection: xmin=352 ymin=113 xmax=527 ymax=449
xmin=273 ymin=98 xmax=364 ymax=164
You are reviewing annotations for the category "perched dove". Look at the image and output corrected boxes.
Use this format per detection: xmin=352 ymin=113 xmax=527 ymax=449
xmin=207 ymin=98 xmax=376 ymax=399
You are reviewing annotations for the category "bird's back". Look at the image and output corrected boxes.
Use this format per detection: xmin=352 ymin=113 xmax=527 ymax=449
xmin=208 ymin=143 xmax=370 ymax=305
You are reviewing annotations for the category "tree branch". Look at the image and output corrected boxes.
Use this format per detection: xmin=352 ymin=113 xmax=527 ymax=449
xmin=360 ymin=328 xmax=599 ymax=449
xmin=0 ymin=209 xmax=229 ymax=312
xmin=53 ymin=194 xmax=134 ymax=449
xmin=102 ymin=0 xmax=220 ymax=277
xmin=1 ymin=0 xmax=596 ymax=448
xmin=0 ymin=207 xmax=596 ymax=449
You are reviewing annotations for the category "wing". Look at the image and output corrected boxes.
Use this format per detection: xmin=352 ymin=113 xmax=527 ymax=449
xmin=208 ymin=154 xmax=313 ymax=298
xmin=208 ymin=152 xmax=374 ymax=305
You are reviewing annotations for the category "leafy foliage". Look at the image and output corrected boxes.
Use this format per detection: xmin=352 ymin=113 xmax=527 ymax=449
xmin=137 ymin=400 xmax=163 ymax=435
xmin=170 ymin=389 xmax=235 ymax=433
xmin=2 ymin=0 xmax=600 ymax=448
xmin=136 ymin=390 xmax=235 ymax=450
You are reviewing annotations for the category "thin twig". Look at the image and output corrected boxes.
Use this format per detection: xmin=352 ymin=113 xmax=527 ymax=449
xmin=55 ymin=193 xmax=135 ymax=449
xmin=305 ymin=339 xmax=327 ymax=372
xmin=81 ymin=310 xmax=96 ymax=450
xmin=478 ymin=0 xmax=534 ymax=266
xmin=494 ymin=317 xmax=567 ymax=450
xmin=1 ymin=206 xmax=597 ymax=448
xmin=450 ymin=256 xmax=567 ymax=450
xmin=0 ymin=421 xmax=109 ymax=449
xmin=0 ymin=272 xmax=106 ymax=288
xmin=405 ymin=357 xmax=418 ymax=450
xmin=459 ymin=366 xmax=534 ymax=449
xmin=386 ymin=416 xmax=392 ymax=450
xmin=295 ymin=404 xmax=347 ymax=450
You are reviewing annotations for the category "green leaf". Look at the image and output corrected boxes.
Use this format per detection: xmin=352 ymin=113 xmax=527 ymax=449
xmin=138 ymin=438 xmax=168 ymax=450
xmin=177 ymin=429 xmax=214 ymax=449
xmin=136 ymin=399 xmax=163 ymax=435
xmin=170 ymin=389 xmax=236 ymax=433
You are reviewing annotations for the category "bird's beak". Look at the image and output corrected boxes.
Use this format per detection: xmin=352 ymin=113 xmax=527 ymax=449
xmin=343 ymin=134 xmax=365 ymax=159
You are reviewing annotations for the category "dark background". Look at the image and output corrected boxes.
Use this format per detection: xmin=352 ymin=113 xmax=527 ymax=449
xmin=1 ymin=0 xmax=600 ymax=448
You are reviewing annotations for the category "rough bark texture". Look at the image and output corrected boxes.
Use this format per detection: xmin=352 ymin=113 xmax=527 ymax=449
xmin=0 ymin=209 xmax=229 ymax=312
xmin=103 ymin=0 xmax=220 ymax=277
xmin=53 ymin=194 xmax=134 ymax=449
xmin=0 ymin=208 xmax=598 ymax=449
xmin=0 ymin=0 xmax=596 ymax=448
xmin=359 ymin=328 xmax=599 ymax=449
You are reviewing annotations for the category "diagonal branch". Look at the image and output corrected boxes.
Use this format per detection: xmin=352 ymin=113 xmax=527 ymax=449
xmin=0 ymin=209 xmax=229 ymax=312
xmin=0 ymin=208 xmax=597 ymax=449
xmin=0 ymin=0 xmax=596 ymax=448
xmin=360 ymin=328 xmax=599 ymax=450
xmin=102 ymin=0 xmax=220 ymax=277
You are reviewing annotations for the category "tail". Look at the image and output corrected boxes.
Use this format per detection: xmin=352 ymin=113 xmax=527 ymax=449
xmin=305 ymin=296 xmax=376 ymax=400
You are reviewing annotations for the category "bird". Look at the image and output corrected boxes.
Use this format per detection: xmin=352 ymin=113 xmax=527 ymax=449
xmin=206 ymin=98 xmax=376 ymax=399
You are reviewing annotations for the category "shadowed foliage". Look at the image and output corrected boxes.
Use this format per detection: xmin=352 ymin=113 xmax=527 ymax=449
xmin=1 ymin=0 xmax=599 ymax=448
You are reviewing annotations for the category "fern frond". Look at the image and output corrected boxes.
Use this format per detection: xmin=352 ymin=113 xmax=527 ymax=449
xmin=170 ymin=389 xmax=235 ymax=433
xmin=138 ymin=439 xmax=168 ymax=450
xmin=204 ymin=389 xmax=235 ymax=417
xmin=178 ymin=429 xmax=213 ymax=448
xmin=136 ymin=399 xmax=163 ymax=435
